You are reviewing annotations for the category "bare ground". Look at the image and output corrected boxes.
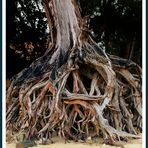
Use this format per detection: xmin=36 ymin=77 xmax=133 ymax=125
xmin=6 ymin=136 xmax=142 ymax=148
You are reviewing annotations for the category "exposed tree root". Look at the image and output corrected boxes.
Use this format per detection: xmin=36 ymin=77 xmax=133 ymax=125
xmin=6 ymin=46 xmax=142 ymax=144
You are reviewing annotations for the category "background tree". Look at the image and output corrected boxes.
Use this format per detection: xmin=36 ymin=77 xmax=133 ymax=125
xmin=6 ymin=0 xmax=142 ymax=145
xmin=79 ymin=0 xmax=142 ymax=62
xmin=6 ymin=0 xmax=49 ymax=78
xmin=6 ymin=0 xmax=142 ymax=78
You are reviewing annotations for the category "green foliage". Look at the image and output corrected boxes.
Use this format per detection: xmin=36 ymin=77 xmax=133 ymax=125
xmin=7 ymin=0 xmax=49 ymax=61
xmin=6 ymin=0 xmax=142 ymax=78
xmin=7 ymin=0 xmax=49 ymax=77
xmin=79 ymin=0 xmax=141 ymax=62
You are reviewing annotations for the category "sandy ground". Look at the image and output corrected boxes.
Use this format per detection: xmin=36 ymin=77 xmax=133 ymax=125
xmin=6 ymin=136 xmax=142 ymax=148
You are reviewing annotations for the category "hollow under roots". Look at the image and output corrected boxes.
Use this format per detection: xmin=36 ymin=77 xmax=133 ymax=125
xmin=6 ymin=46 xmax=142 ymax=144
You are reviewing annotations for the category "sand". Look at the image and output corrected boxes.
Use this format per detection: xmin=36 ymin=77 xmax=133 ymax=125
xmin=6 ymin=137 xmax=142 ymax=148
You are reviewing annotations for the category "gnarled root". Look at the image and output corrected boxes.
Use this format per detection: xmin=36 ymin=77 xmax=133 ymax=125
xmin=6 ymin=47 xmax=142 ymax=144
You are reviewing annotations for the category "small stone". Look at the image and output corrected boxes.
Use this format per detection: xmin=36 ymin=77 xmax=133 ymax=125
xmin=16 ymin=133 xmax=25 ymax=142
xmin=16 ymin=140 xmax=36 ymax=148
xmin=87 ymin=136 xmax=91 ymax=140
xmin=86 ymin=136 xmax=93 ymax=144
xmin=16 ymin=143 xmax=24 ymax=148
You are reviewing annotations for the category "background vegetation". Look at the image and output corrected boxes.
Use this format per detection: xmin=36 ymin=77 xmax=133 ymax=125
xmin=6 ymin=0 xmax=142 ymax=78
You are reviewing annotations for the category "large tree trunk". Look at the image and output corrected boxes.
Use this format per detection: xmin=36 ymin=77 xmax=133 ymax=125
xmin=6 ymin=0 xmax=142 ymax=145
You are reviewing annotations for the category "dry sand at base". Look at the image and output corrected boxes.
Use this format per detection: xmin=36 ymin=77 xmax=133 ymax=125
xmin=6 ymin=137 xmax=142 ymax=148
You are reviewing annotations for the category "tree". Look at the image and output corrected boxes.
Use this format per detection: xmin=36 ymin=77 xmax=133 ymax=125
xmin=6 ymin=0 xmax=142 ymax=145
xmin=6 ymin=0 xmax=49 ymax=78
